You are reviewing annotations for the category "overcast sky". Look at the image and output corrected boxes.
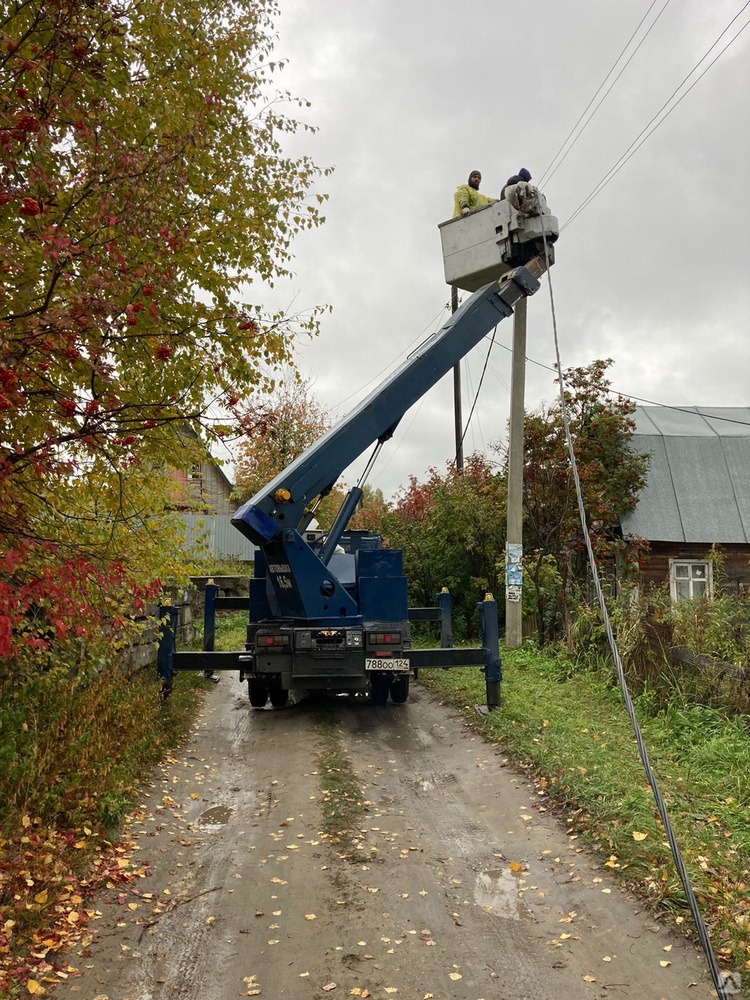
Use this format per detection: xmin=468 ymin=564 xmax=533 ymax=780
xmin=229 ymin=0 xmax=750 ymax=501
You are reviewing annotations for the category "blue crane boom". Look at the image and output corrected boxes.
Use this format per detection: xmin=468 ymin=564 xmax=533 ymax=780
xmin=232 ymin=258 xmax=546 ymax=550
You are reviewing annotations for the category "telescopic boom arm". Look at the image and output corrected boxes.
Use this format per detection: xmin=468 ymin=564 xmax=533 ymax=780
xmin=232 ymin=258 xmax=548 ymax=549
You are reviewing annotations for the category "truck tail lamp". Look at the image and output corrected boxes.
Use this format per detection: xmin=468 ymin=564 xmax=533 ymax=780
xmin=257 ymin=633 xmax=290 ymax=648
xmin=367 ymin=631 xmax=402 ymax=647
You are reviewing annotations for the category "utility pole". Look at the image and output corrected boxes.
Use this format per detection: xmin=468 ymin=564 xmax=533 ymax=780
xmin=452 ymin=286 xmax=464 ymax=472
xmin=505 ymin=295 xmax=527 ymax=647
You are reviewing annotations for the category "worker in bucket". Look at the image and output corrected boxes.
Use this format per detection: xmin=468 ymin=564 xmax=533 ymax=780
xmin=453 ymin=170 xmax=498 ymax=218
xmin=500 ymin=167 xmax=532 ymax=200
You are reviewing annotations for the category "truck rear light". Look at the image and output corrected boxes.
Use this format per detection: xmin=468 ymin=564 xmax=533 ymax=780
xmin=257 ymin=633 xmax=290 ymax=647
xmin=367 ymin=631 xmax=402 ymax=646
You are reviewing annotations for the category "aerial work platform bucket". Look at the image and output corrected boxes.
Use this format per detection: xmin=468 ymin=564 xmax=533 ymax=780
xmin=439 ymin=184 xmax=559 ymax=292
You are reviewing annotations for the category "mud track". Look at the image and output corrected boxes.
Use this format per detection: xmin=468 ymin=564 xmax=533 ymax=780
xmin=56 ymin=680 xmax=711 ymax=1000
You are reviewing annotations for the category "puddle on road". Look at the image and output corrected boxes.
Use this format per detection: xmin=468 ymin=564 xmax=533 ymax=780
xmin=411 ymin=772 xmax=457 ymax=795
xmin=198 ymin=805 xmax=232 ymax=830
xmin=474 ymin=869 xmax=530 ymax=920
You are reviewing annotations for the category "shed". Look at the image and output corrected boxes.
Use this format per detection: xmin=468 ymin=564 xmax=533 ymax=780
xmin=620 ymin=406 xmax=750 ymax=597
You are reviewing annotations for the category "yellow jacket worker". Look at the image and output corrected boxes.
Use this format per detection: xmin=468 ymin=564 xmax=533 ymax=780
xmin=453 ymin=170 xmax=498 ymax=218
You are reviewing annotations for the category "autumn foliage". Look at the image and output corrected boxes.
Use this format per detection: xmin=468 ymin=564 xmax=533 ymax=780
xmin=233 ymin=375 xmax=388 ymax=530
xmin=0 ymin=0 xmax=329 ymax=671
xmin=519 ymin=360 xmax=649 ymax=642
xmin=0 ymin=0 xmax=329 ymax=982
xmin=381 ymin=456 xmax=507 ymax=638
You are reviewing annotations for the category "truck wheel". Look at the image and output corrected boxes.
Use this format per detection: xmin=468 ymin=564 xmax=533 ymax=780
xmin=269 ymin=685 xmax=288 ymax=708
xmin=390 ymin=675 xmax=410 ymax=704
xmin=248 ymin=678 xmax=268 ymax=708
xmin=370 ymin=673 xmax=389 ymax=706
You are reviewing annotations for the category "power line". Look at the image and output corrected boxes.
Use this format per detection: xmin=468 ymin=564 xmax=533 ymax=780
xmin=538 ymin=0 xmax=672 ymax=189
xmin=563 ymin=2 xmax=750 ymax=230
xmin=455 ymin=326 xmax=497 ymax=465
xmin=486 ymin=334 xmax=750 ymax=430
xmin=331 ymin=303 xmax=449 ymax=413
xmin=538 ymin=226 xmax=730 ymax=1000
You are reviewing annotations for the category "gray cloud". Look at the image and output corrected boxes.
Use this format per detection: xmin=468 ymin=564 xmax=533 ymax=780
xmin=234 ymin=0 xmax=750 ymax=499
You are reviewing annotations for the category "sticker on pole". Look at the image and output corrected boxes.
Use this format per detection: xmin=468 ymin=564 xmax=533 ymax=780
xmin=506 ymin=542 xmax=523 ymax=588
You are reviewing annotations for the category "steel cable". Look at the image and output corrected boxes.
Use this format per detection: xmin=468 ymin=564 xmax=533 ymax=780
xmin=537 ymin=220 xmax=730 ymax=1000
xmin=563 ymin=2 xmax=750 ymax=231
xmin=538 ymin=0 xmax=672 ymax=189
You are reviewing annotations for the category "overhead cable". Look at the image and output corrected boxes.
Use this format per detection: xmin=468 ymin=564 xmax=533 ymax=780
xmin=538 ymin=0 xmax=672 ymax=189
xmin=537 ymin=225 xmax=730 ymax=1000
xmin=485 ymin=335 xmax=750 ymax=430
xmin=333 ymin=302 xmax=449 ymax=412
xmin=455 ymin=326 xmax=497 ymax=465
xmin=563 ymin=2 xmax=750 ymax=230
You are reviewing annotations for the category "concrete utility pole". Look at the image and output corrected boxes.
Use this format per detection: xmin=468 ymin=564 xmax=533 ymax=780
xmin=451 ymin=286 xmax=464 ymax=472
xmin=505 ymin=295 xmax=527 ymax=647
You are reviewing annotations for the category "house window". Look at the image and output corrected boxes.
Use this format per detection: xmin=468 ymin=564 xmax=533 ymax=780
xmin=669 ymin=559 xmax=713 ymax=601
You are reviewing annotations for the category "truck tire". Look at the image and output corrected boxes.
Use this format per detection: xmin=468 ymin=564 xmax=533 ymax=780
xmin=389 ymin=675 xmax=410 ymax=704
xmin=370 ymin=673 xmax=389 ymax=706
xmin=248 ymin=678 xmax=268 ymax=708
xmin=269 ymin=685 xmax=288 ymax=708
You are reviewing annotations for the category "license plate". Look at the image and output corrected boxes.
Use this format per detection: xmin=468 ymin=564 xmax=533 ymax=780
xmin=366 ymin=658 xmax=410 ymax=672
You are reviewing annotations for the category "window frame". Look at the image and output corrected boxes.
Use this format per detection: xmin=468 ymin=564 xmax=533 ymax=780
xmin=668 ymin=558 xmax=713 ymax=601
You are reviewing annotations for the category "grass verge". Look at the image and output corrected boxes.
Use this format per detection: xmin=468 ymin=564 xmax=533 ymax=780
xmin=0 ymin=664 xmax=211 ymax=992
xmin=315 ymin=713 xmax=365 ymax=853
xmin=419 ymin=646 xmax=750 ymax=984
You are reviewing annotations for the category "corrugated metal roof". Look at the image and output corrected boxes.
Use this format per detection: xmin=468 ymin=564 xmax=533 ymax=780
xmin=620 ymin=406 xmax=750 ymax=543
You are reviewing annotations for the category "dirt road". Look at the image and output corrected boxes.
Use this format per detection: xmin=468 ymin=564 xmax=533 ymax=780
xmin=56 ymin=679 xmax=713 ymax=1000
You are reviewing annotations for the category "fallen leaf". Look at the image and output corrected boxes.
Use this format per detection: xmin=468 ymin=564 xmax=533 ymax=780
xmin=660 ymin=961 xmax=671 ymax=968
xmin=448 ymin=973 xmax=462 ymax=981
xmin=305 ymin=913 xmax=316 ymax=920
xmin=509 ymin=862 xmax=523 ymax=872
xmin=603 ymin=956 xmax=611 ymax=962
xmin=663 ymin=945 xmax=672 ymax=952
xmin=632 ymin=831 xmax=648 ymax=841
xmin=322 ymin=984 xmax=337 ymax=992
xmin=583 ymin=975 xmax=596 ymax=982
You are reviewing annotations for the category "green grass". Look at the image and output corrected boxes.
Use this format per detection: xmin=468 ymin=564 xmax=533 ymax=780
xmin=186 ymin=609 xmax=248 ymax=652
xmin=419 ymin=646 xmax=750 ymax=980
xmin=190 ymin=558 xmax=251 ymax=578
xmin=316 ymin=713 xmax=365 ymax=850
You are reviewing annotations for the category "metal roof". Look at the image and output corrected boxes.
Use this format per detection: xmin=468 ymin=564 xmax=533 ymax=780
xmin=619 ymin=406 xmax=750 ymax=543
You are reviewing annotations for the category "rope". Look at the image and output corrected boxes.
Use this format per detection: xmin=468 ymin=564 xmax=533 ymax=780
xmin=536 ymin=222 xmax=730 ymax=1000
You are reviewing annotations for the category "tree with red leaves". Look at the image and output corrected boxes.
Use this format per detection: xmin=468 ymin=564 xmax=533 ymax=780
xmin=0 ymin=0 xmax=329 ymax=672
xmin=381 ymin=456 xmax=507 ymax=638
xmin=517 ymin=359 xmax=649 ymax=643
